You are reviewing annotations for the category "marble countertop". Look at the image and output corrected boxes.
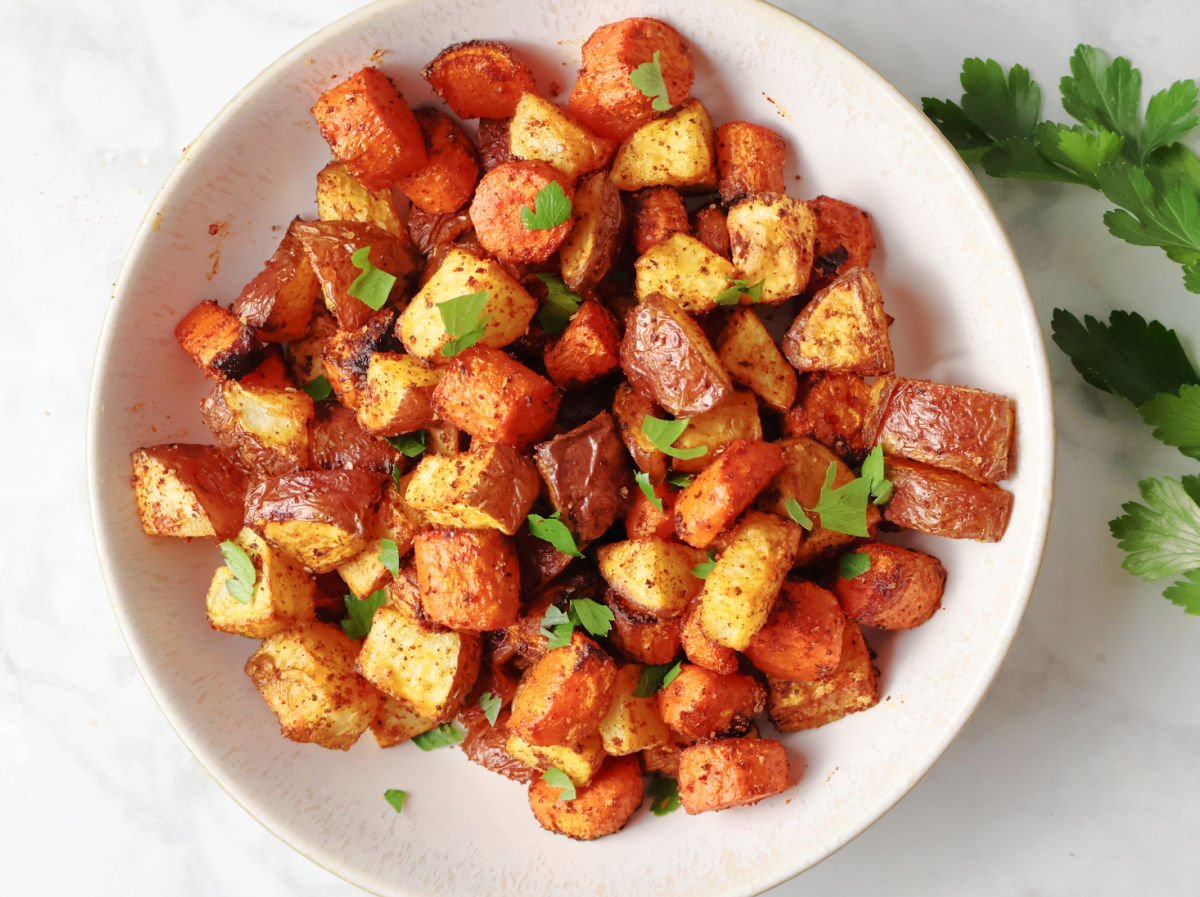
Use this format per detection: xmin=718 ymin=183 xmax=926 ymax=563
xmin=5 ymin=0 xmax=1199 ymax=893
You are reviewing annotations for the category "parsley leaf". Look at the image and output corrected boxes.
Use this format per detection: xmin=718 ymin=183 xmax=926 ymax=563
xmin=347 ymin=246 xmax=396 ymax=311
xmin=538 ymin=604 xmax=575 ymax=650
xmin=340 ymin=588 xmax=388 ymax=640
xmin=571 ymin=597 xmax=614 ymax=638
xmin=1060 ymin=46 xmax=1142 ymax=151
xmin=959 ymin=57 xmax=1042 ymax=141
xmin=302 ymin=375 xmax=333 ymax=401
xmin=839 ymin=551 xmax=872 ymax=580
xmin=1142 ymin=79 xmax=1200 ymax=162
xmin=630 ymin=50 xmax=671 ymax=112
xmin=383 ymin=789 xmax=407 ymax=813
xmin=1139 ymin=385 xmax=1200 ymax=460
xmin=860 ymin=444 xmax=894 ymax=505
xmin=635 ymin=471 xmax=665 ymax=512
xmin=520 ymin=181 xmax=572 ymax=231
xmin=534 ymin=273 xmax=582 ymax=334
xmin=642 ymin=415 xmax=708 ymax=460
xmin=1163 ymin=569 xmax=1200 ymax=614
xmin=633 ymin=661 xmax=682 ymax=698
xmin=691 ymin=549 xmax=717 ymax=580
xmin=666 ymin=472 xmax=694 ymax=489
xmin=386 ymin=430 xmax=427 ymax=458
xmin=438 ymin=290 xmax=491 ymax=357
xmin=808 ymin=463 xmax=873 ymax=538
xmin=479 ymin=692 xmax=502 ymax=727
xmin=378 ymin=538 xmax=400 ymax=577
xmin=714 ymin=278 xmax=765 ymax=306
xmin=540 ymin=767 xmax=576 ymax=802
xmin=527 ymin=511 xmax=584 ymax=558
xmin=412 ymin=723 xmax=465 ymax=751
xmin=1110 ymin=475 xmax=1200 ymax=581
xmin=646 ymin=775 xmax=681 ymax=816
xmin=218 ymin=540 xmax=256 ymax=604
xmin=785 ymin=497 xmax=813 ymax=530
xmin=390 ymin=462 xmax=404 ymax=491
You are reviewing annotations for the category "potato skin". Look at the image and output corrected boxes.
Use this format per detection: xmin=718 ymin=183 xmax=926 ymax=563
xmin=716 ymin=121 xmax=787 ymax=203
xmin=469 ymin=160 xmax=575 ymax=264
xmin=746 ymin=580 xmax=845 ymax=680
xmin=310 ymin=402 xmax=400 ymax=474
xmin=677 ymin=738 xmax=789 ymax=814
xmin=398 ymin=107 xmax=481 ymax=214
xmin=529 ymin=755 xmax=645 ymax=840
xmin=691 ymin=202 xmax=730 ymax=258
xmin=783 ymin=372 xmax=881 ymax=460
xmin=544 ymin=299 xmax=622 ymax=388
xmin=767 ymin=622 xmax=879 ymax=731
xmin=534 ymin=411 xmax=633 ymax=542
xmin=432 ymin=346 xmax=560 ymax=449
xmin=558 ymin=171 xmax=624 ymax=293
xmin=808 ymin=195 xmax=876 ymax=293
xmin=130 ymin=444 xmax=248 ymax=541
xmin=674 ymin=439 xmax=786 ymax=549
xmin=459 ymin=706 xmax=537 ymax=783
xmin=782 ymin=267 xmax=894 ymax=376
xmin=658 ymin=664 xmax=765 ymax=740
xmin=232 ymin=221 xmax=319 ymax=343
xmin=884 ymin=458 xmax=1014 ymax=542
xmin=200 ymin=380 xmax=313 ymax=476
xmin=611 ymin=382 xmax=668 ymax=480
xmin=833 ymin=542 xmax=947 ymax=629
xmin=508 ymin=632 xmax=618 ymax=746
xmin=422 ymin=39 xmax=537 ymax=120
xmin=414 ymin=528 xmax=521 ymax=630
xmin=475 ymin=117 xmax=514 ymax=170
xmin=321 ymin=309 xmax=401 ymax=410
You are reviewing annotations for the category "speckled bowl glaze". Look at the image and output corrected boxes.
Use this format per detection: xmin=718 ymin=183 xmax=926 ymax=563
xmin=88 ymin=0 xmax=1054 ymax=894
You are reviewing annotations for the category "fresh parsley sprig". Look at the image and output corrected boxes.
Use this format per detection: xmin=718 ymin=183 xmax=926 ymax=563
xmin=646 ymin=775 xmax=681 ymax=815
xmin=383 ymin=789 xmax=408 ymax=813
xmin=521 ymin=182 xmax=572 ymax=231
xmin=438 ymin=291 xmax=490 ymax=357
xmin=714 ymin=278 xmax=764 ymax=306
xmin=478 ymin=692 xmax=502 ymax=727
xmin=783 ymin=445 xmax=892 ymax=538
xmin=691 ymin=549 xmax=717 ymax=580
xmin=527 ymin=511 xmax=584 ymax=559
xmin=538 ymin=598 xmax=615 ymax=649
xmin=630 ymin=50 xmax=671 ymax=112
xmin=412 ymin=723 xmax=464 ymax=751
xmin=534 ymin=273 xmax=582 ymax=334
xmin=642 ymin=415 xmax=708 ymax=460
xmin=540 ymin=767 xmax=576 ymax=802
xmin=341 ymin=588 xmax=388 ymax=639
xmin=386 ymin=431 xmax=427 ymax=458
xmin=302 ymin=375 xmax=333 ymax=401
xmin=633 ymin=661 xmax=682 ymax=697
xmin=378 ymin=538 xmax=400 ymax=578
xmin=634 ymin=471 xmax=665 ymax=512
xmin=348 ymin=246 xmax=397 ymax=310
xmin=218 ymin=540 xmax=257 ymax=604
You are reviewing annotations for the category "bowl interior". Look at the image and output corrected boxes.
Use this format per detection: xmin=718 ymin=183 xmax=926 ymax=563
xmin=89 ymin=1 xmax=1053 ymax=895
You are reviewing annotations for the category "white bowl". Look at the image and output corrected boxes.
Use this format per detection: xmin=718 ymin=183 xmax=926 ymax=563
xmin=88 ymin=1 xmax=1054 ymax=894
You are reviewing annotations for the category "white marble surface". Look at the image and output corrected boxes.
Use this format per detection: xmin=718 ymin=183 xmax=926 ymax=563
xmin=3 ymin=0 xmax=1198 ymax=893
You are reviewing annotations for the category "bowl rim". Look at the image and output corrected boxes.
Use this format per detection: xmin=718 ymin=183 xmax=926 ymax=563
xmin=87 ymin=0 xmax=1056 ymax=893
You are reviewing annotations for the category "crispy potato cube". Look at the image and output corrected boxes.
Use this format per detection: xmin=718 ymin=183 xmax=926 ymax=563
xmin=534 ymin=412 xmax=633 ymax=542
xmin=232 ymin=221 xmax=320 ymax=343
xmin=460 ymin=706 xmax=537 ymax=782
xmin=727 ymin=195 xmax=815 ymax=304
xmin=678 ymin=738 xmax=789 ymax=813
xmin=312 ymin=67 xmax=427 ymax=190
xmin=336 ymin=484 xmax=425 ymax=598
xmin=245 ymin=622 xmax=381 ymax=750
xmin=544 ymin=299 xmax=622 ymax=388
xmin=559 ymin=170 xmax=624 ymax=293
xmin=423 ymin=40 xmax=536 ymax=119
xmin=505 ymin=730 xmax=606 ymax=788
xmin=404 ymin=442 xmax=540 ymax=535
xmin=607 ymin=591 xmax=682 ymax=665
xmin=610 ymin=99 xmax=717 ymax=192
xmin=398 ymin=107 xmax=481 ymax=214
xmin=529 ymin=755 xmax=643 ymax=840
xmin=716 ymin=308 xmax=798 ymax=413
xmin=175 ymin=299 xmax=263 ymax=380
xmin=680 ymin=596 xmax=738 ymax=675
xmin=597 ymin=538 xmax=707 ymax=619
xmin=692 ymin=202 xmax=730 ymax=258
xmin=310 ymin=402 xmax=401 ymax=474
xmin=833 ymin=542 xmax=947 ymax=629
xmin=599 ymin=666 xmax=672 ymax=755
xmin=355 ymin=352 xmax=440 ymax=437
xmin=634 ymin=232 xmax=737 ymax=314
xmin=783 ymin=267 xmax=894 ymax=375
xmin=130 ymin=444 xmax=247 ymax=540
xmin=469 ymin=160 xmax=575 ymax=264
xmin=612 ymin=382 xmax=668 ymax=479
xmin=567 ymin=17 xmax=693 ymax=141
xmin=239 ymin=346 xmax=294 ymax=390
xmin=783 ymin=372 xmax=882 ymax=459
xmin=658 ymin=664 xmax=765 ymax=739
xmin=808 ymin=195 xmax=876 ymax=292
xmin=674 ymin=440 xmax=786 ymax=549
xmin=371 ymin=695 xmax=438 ymax=748
xmin=432 ymin=346 xmax=559 ymax=449
xmin=698 ymin=511 xmax=801 ymax=650
xmin=246 ymin=469 xmax=384 ymax=573
xmin=356 ymin=602 xmax=481 ymax=721
xmin=508 ymin=92 xmax=616 ymax=180
xmin=669 ymin=390 xmax=762 ymax=475
xmin=476 ymin=116 xmax=514 ymax=170
xmin=767 ymin=622 xmax=879 ymax=731
xmin=285 ymin=308 xmax=337 ymax=385
xmin=883 ymin=458 xmax=1014 ymax=542
xmin=509 ymin=633 xmax=617 ymax=746
xmin=627 ymin=187 xmax=690 ymax=254
xmin=414 ymin=528 xmax=520 ymax=630
xmin=621 ymin=292 xmax=733 ymax=417
xmin=716 ymin=121 xmax=787 ymax=203
xmin=746 ymin=580 xmax=845 ymax=680
xmin=874 ymin=378 xmax=1016 ymax=483
xmin=624 ymin=482 xmax=676 ymax=541
xmin=321 ymin=309 xmax=399 ymax=410
xmin=316 ymin=161 xmax=406 ymax=237
xmin=397 ymin=248 xmax=538 ymax=360
xmin=200 ymin=379 xmax=313 ymax=475
xmin=206 ymin=527 xmax=316 ymax=638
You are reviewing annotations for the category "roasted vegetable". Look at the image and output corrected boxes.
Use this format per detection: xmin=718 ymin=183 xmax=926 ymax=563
xmin=883 ymin=458 xmax=1014 ymax=542
xmin=782 ymin=267 xmax=894 ymax=375
xmin=716 ymin=121 xmax=787 ymax=203
xmin=558 ymin=171 xmax=624 ymax=292
xmin=206 ymin=527 xmax=316 ymax=638
xmin=509 ymin=632 xmax=617 ymax=746
xmin=677 ymin=738 xmax=790 ymax=813
xmin=232 ymin=221 xmax=320 ymax=342
xmin=423 ymin=40 xmax=537 ymax=120
xmin=745 ymin=580 xmax=846 ymax=680
xmin=398 ymin=107 xmax=481 ymax=214
xmin=534 ymin=412 xmax=633 ymax=542
xmin=509 ymin=92 xmax=616 ymax=181
xmin=175 ymin=300 xmax=263 ymax=380
xmin=726 ymin=194 xmax=815 ymax=304
xmin=469 ymin=160 xmax=575 ymax=264
xmin=200 ymin=380 xmax=313 ymax=475
xmin=767 ymin=622 xmax=880 ymax=731
xmin=658 ymin=664 xmax=765 ymax=739
xmin=674 ymin=439 xmax=786 ymax=549
xmin=405 ymin=442 xmax=540 ymax=535
xmin=610 ymin=99 xmax=718 ymax=191
xmin=432 ymin=346 xmax=560 ymax=448
xmin=130 ymin=444 xmax=247 ymax=540
xmin=716 ymin=308 xmax=798 ymax=413
xmin=832 ymin=541 xmax=947 ymax=629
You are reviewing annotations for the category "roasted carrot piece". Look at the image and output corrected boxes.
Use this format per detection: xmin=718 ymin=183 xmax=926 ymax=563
xmin=468 ymin=160 xmax=575 ymax=264
xmin=624 ymin=480 xmax=676 ymax=540
xmin=398 ymin=107 xmax=481 ymax=214
xmin=237 ymin=346 xmax=294 ymax=390
xmin=674 ymin=439 xmax=786 ymax=549
xmin=677 ymin=738 xmax=790 ymax=814
xmin=679 ymin=596 xmax=739 ymax=675
xmin=414 ymin=527 xmax=521 ymax=630
xmin=431 ymin=346 xmax=559 ymax=449
xmin=832 ymin=541 xmax=947 ymax=629
xmin=808 ymin=195 xmax=876 ymax=292
xmin=691 ymin=202 xmax=730 ymax=258
xmin=509 ymin=631 xmax=617 ymax=746
xmin=658 ymin=664 xmax=765 ymax=739
xmin=745 ymin=580 xmax=846 ymax=681
xmin=529 ymin=755 xmax=644 ymax=840
xmin=423 ymin=40 xmax=537 ymax=119
xmin=175 ymin=300 xmax=263 ymax=380
xmin=606 ymin=590 xmax=682 ymax=665
xmin=627 ymin=187 xmax=690 ymax=254
xmin=543 ymin=299 xmax=621 ymax=388
xmin=716 ymin=121 xmax=787 ymax=203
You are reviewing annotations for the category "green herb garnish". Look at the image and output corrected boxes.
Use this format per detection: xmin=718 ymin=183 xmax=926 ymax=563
xmin=534 ymin=273 xmax=582 ymax=334
xmin=630 ymin=50 xmax=671 ymax=112
xmin=642 ymin=415 xmax=708 ymax=460
xmin=691 ymin=549 xmax=717 ymax=580
xmin=527 ymin=511 xmax=584 ymax=558
xmin=378 ymin=538 xmax=400 ymax=577
xmin=633 ymin=661 xmax=683 ymax=698
xmin=438 ymin=290 xmax=490 ymax=357
xmin=520 ymin=181 xmax=572 ymax=231
xmin=412 ymin=723 xmax=465 ymax=751
xmin=714 ymin=278 xmax=765 ymax=306
xmin=218 ymin=540 xmax=256 ymax=604
xmin=347 ymin=246 xmax=396 ymax=310
xmin=386 ymin=431 xmax=426 ymax=458
xmin=540 ymin=767 xmax=576 ymax=802
xmin=635 ymin=471 xmax=665 ymax=511
xmin=646 ymin=775 xmax=682 ymax=815
xmin=838 ymin=552 xmax=872 ymax=580
xmin=302 ymin=375 xmax=333 ymax=401
xmin=383 ymin=789 xmax=407 ymax=813
xmin=479 ymin=692 xmax=502 ymax=727
xmin=340 ymin=588 xmax=388 ymax=640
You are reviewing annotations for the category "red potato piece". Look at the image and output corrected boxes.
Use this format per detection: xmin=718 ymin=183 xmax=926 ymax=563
xmin=783 ymin=372 xmax=882 ymax=460
xmin=238 ymin=347 xmax=295 ymax=390
xmin=423 ymin=40 xmax=537 ymax=119
xmin=309 ymin=403 xmax=399 ymax=474
xmin=468 ymin=161 xmax=575 ymax=264
xmin=534 ymin=412 xmax=634 ymax=543
xmin=691 ymin=203 xmax=730 ymax=258
xmin=884 ymin=458 xmax=1014 ymax=542
xmin=397 ymin=107 xmax=481 ymax=214
xmin=674 ymin=439 xmax=787 ymax=549
xmin=175 ymin=300 xmax=263 ymax=381
xmin=808 ymin=195 xmax=876 ymax=292
xmin=476 ymin=117 xmax=515 ymax=170
xmin=130 ymin=444 xmax=248 ymax=541
xmin=312 ymin=67 xmax=427 ymax=190
xmin=528 ymin=755 xmax=644 ymax=840
xmin=677 ymin=738 xmax=790 ymax=814
xmin=833 ymin=542 xmax=947 ymax=629
xmin=460 ymin=707 xmax=536 ymax=783
xmin=432 ymin=346 xmax=560 ymax=449
xmin=231 ymin=220 xmax=320 ymax=343
xmin=745 ymin=580 xmax=845 ymax=681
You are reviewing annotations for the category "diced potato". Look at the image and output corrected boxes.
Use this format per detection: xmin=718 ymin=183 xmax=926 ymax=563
xmin=432 ymin=346 xmax=559 ymax=449
xmin=658 ymin=664 xmax=765 ymax=739
xmin=783 ymin=372 xmax=884 ymax=460
xmin=606 ymin=590 xmax=682 ymax=665
xmin=559 ymin=170 xmax=624 ymax=292
xmin=598 ymin=670 xmax=672 ymax=751
xmin=782 ymin=267 xmax=894 ymax=375
xmin=459 ymin=706 xmax=537 ymax=782
xmin=726 ymin=195 xmax=815 ymax=304
xmin=505 ymin=730 xmax=606 ymax=788
xmin=414 ymin=528 xmax=521 ymax=630
xmin=544 ymin=299 xmax=622 ymax=388
xmin=808 ymin=194 xmax=876 ymax=292
xmin=832 ymin=541 xmax=947 ymax=629
xmin=396 ymin=247 xmax=538 ymax=360
xmin=597 ymin=538 xmax=707 ymax=619
xmin=476 ymin=117 xmax=514 ymax=171
xmin=238 ymin=346 xmax=294 ymax=390
xmin=175 ymin=299 xmax=263 ymax=380
xmin=285 ymin=308 xmax=337 ymax=385
xmin=669 ymin=390 xmax=762 ymax=475
xmin=315 ymin=161 xmax=406 ymax=237
xmin=200 ymin=379 xmax=313 ymax=475
xmin=634 ymin=232 xmax=737 ymax=314
xmin=610 ymin=99 xmax=717 ymax=191
xmin=244 ymin=622 xmax=381 ymax=750
xmin=767 ymin=622 xmax=880 ymax=731
xmin=745 ymin=580 xmax=845 ymax=680
xmin=425 ymin=419 xmax=463 ymax=456
xmin=874 ymin=378 xmax=1016 ymax=483
xmin=422 ymin=40 xmax=537 ymax=119
xmin=691 ymin=202 xmax=730 ymax=258
xmin=371 ymin=695 xmax=439 ymax=748
xmin=355 ymin=352 xmax=440 ymax=437
xmin=206 ymin=527 xmax=316 ymax=638
xmin=716 ymin=121 xmax=787 ymax=203
xmin=356 ymin=602 xmax=481 ymax=721
xmin=508 ymin=92 xmax=616 ymax=180
xmin=678 ymin=738 xmax=789 ymax=813
xmin=674 ymin=440 xmax=786 ymax=549
xmin=624 ymin=481 xmax=676 ymax=541
xmin=883 ymin=458 xmax=1014 ymax=542
xmin=698 ymin=511 xmax=801 ymax=650
xmin=716 ymin=308 xmax=799 ymax=413
xmin=311 ymin=67 xmax=427 ymax=190
xmin=469 ymin=160 xmax=575 ymax=264
xmin=627 ymin=186 xmax=690 ymax=254
xmin=611 ymin=382 xmax=668 ymax=480
xmin=231 ymin=221 xmax=320 ymax=343
xmin=529 ymin=755 xmax=644 ymax=840
xmin=679 ymin=596 xmax=738 ymax=675
xmin=245 ymin=469 xmax=384 ymax=573
xmin=310 ymin=402 xmax=401 ymax=474
xmin=336 ymin=484 xmax=425 ymax=598
xmin=534 ymin=412 xmax=633 ymax=542
xmin=130 ymin=444 xmax=247 ymax=540
xmin=322 ymin=309 xmax=399 ymax=411
xmin=404 ymin=442 xmax=540 ymax=535
xmin=398 ymin=107 xmax=481 ymax=214
xmin=509 ymin=632 xmax=617 ymax=746
xmin=407 ymin=204 xmax=473 ymax=256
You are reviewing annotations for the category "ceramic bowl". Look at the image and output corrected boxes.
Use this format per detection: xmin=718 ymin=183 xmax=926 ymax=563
xmin=88 ymin=1 xmax=1054 ymax=894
